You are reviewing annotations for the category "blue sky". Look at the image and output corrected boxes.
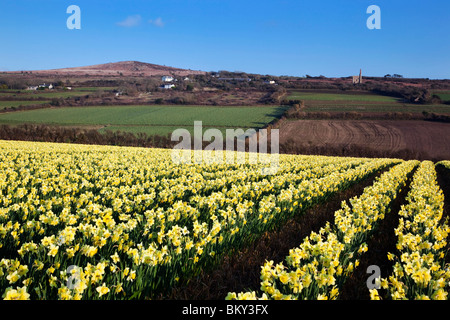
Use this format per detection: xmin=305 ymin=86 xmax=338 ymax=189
xmin=0 ymin=0 xmax=449 ymax=78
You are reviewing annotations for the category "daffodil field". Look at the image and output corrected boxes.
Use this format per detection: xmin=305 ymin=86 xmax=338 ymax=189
xmin=373 ymin=161 xmax=450 ymax=300
xmin=0 ymin=140 xmax=449 ymax=300
xmin=227 ymin=160 xmax=450 ymax=300
xmin=227 ymin=160 xmax=420 ymax=300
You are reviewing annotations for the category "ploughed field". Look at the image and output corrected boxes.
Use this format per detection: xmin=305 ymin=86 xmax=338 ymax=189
xmin=0 ymin=140 xmax=449 ymax=300
xmin=279 ymin=119 xmax=450 ymax=160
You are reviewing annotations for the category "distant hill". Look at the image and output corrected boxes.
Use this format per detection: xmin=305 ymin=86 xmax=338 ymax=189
xmin=9 ymin=61 xmax=206 ymax=77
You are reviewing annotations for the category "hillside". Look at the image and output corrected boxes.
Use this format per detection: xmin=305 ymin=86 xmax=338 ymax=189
xmin=7 ymin=61 xmax=207 ymax=77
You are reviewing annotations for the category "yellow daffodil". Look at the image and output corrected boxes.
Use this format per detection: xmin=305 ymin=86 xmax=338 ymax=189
xmin=96 ymin=283 xmax=110 ymax=297
xmin=3 ymin=286 xmax=30 ymax=300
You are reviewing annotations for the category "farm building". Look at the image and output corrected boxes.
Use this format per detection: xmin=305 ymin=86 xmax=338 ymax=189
xmin=27 ymin=83 xmax=54 ymax=90
xmin=37 ymin=83 xmax=54 ymax=90
xmin=162 ymin=76 xmax=174 ymax=82
xmin=352 ymin=69 xmax=363 ymax=84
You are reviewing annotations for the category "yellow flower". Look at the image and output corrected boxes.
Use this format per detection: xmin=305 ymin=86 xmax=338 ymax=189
xmin=346 ymin=262 xmax=354 ymax=273
xmin=369 ymin=289 xmax=381 ymax=300
xmin=225 ymin=292 xmax=237 ymax=300
xmin=114 ymin=283 xmax=123 ymax=294
xmin=49 ymin=275 xmax=58 ymax=287
xmin=82 ymin=245 xmax=98 ymax=258
xmin=96 ymin=283 xmax=110 ymax=297
xmin=302 ymin=273 xmax=312 ymax=288
xmin=431 ymin=289 xmax=447 ymax=300
xmin=33 ymin=260 xmax=44 ymax=271
xmin=380 ymin=278 xmax=389 ymax=289
xmin=58 ymin=287 xmax=72 ymax=300
xmin=185 ymin=240 xmax=194 ymax=250
xmin=126 ymin=270 xmax=136 ymax=282
xmin=3 ymin=286 xmax=30 ymax=300
xmin=111 ymin=252 xmax=120 ymax=264
xmin=278 ymin=272 xmax=289 ymax=285
xmin=22 ymin=278 xmax=32 ymax=286
xmin=330 ymin=287 xmax=339 ymax=300
xmin=316 ymin=273 xmax=328 ymax=287
xmin=48 ymin=244 xmax=59 ymax=257
xmin=47 ymin=266 xmax=55 ymax=275
xmin=7 ymin=271 xmax=20 ymax=284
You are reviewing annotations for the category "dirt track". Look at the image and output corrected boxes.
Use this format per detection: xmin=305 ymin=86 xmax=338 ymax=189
xmin=279 ymin=120 xmax=450 ymax=160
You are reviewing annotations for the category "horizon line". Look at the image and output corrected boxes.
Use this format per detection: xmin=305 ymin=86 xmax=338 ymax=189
xmin=1 ymin=60 xmax=448 ymax=80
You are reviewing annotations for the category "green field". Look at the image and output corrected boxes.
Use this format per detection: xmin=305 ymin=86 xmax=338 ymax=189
xmin=303 ymin=103 xmax=450 ymax=114
xmin=286 ymin=91 xmax=401 ymax=103
xmin=286 ymin=90 xmax=450 ymax=114
xmin=0 ymin=100 xmax=50 ymax=108
xmin=0 ymin=87 xmax=116 ymax=99
xmin=0 ymin=105 xmax=288 ymax=136
xmin=432 ymin=91 xmax=450 ymax=102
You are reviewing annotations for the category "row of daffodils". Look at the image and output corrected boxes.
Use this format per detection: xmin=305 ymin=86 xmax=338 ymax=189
xmin=227 ymin=160 xmax=420 ymax=300
xmin=0 ymin=140 xmax=398 ymax=300
xmin=371 ymin=161 xmax=450 ymax=300
xmin=438 ymin=160 xmax=450 ymax=171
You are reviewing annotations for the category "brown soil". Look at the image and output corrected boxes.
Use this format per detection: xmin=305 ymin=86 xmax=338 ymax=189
xmin=279 ymin=120 xmax=450 ymax=161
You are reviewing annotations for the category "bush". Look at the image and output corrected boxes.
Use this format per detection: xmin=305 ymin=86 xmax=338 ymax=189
xmin=0 ymin=124 xmax=176 ymax=148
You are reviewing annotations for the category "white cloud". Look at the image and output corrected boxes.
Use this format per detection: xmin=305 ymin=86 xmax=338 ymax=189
xmin=117 ymin=15 xmax=142 ymax=27
xmin=149 ymin=17 xmax=165 ymax=27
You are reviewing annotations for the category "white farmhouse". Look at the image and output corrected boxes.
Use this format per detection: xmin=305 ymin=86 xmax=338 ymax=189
xmin=37 ymin=83 xmax=54 ymax=90
xmin=162 ymin=76 xmax=174 ymax=82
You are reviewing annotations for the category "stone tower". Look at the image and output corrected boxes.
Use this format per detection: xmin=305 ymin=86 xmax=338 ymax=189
xmin=352 ymin=69 xmax=362 ymax=84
